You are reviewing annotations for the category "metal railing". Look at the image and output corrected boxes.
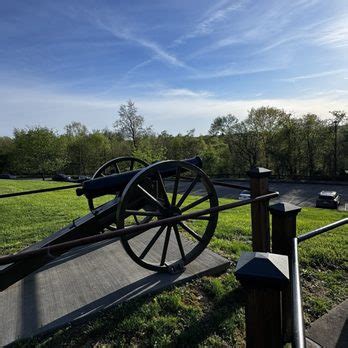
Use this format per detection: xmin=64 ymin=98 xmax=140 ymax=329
xmin=291 ymin=218 xmax=348 ymax=348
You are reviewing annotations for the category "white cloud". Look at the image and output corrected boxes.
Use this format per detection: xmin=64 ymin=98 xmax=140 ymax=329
xmin=191 ymin=65 xmax=285 ymax=79
xmin=280 ymin=69 xmax=348 ymax=82
xmin=189 ymin=1 xmax=244 ymax=36
xmin=174 ymin=0 xmax=246 ymax=45
xmin=188 ymin=0 xmax=316 ymax=55
xmin=85 ymin=10 xmax=189 ymax=69
xmin=314 ymin=15 xmax=348 ymax=48
xmin=158 ymin=88 xmax=213 ymax=98
xmin=189 ymin=2 xmax=346 ymax=59
xmin=302 ymin=89 xmax=348 ymax=98
xmin=1 ymin=85 xmax=347 ymax=137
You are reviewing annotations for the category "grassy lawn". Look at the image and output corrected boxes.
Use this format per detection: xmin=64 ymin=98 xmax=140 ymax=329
xmin=0 ymin=179 xmax=347 ymax=347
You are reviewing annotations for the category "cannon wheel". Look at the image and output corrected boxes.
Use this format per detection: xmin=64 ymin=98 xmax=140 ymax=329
xmin=89 ymin=156 xmax=148 ymax=230
xmin=92 ymin=156 xmax=148 ymax=179
xmin=116 ymin=160 xmax=219 ymax=273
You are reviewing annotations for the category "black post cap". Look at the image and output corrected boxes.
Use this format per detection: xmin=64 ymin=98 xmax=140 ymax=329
xmin=235 ymin=252 xmax=289 ymax=288
xmin=269 ymin=202 xmax=302 ymax=216
xmin=247 ymin=167 xmax=272 ymax=178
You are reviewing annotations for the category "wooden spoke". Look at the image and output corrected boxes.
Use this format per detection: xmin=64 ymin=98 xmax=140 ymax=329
xmin=173 ymin=224 xmax=186 ymax=260
xmin=123 ymin=217 xmax=154 ymax=241
xmin=160 ymin=225 xmax=172 ymax=266
xmin=140 ymin=216 xmax=153 ymax=224
xmin=133 ymin=214 xmax=140 ymax=225
xmin=139 ymin=225 xmax=166 ymax=259
xmin=156 ymin=171 xmax=170 ymax=207
xmin=178 ymin=222 xmax=203 ymax=242
xmin=125 ymin=209 xmax=161 ymax=217
xmin=171 ymin=167 xmax=181 ymax=206
xmin=113 ymin=163 xmax=121 ymax=173
xmin=176 ymin=175 xmax=200 ymax=208
xmin=137 ymin=184 xmax=165 ymax=212
xmin=181 ymin=194 xmax=210 ymax=213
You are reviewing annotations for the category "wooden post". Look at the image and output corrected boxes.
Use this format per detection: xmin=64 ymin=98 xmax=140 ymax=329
xmin=235 ymin=252 xmax=289 ymax=347
xmin=247 ymin=167 xmax=272 ymax=252
xmin=270 ymin=202 xmax=301 ymax=344
xmin=270 ymin=202 xmax=302 ymax=255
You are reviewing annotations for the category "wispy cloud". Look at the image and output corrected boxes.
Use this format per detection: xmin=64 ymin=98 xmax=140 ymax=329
xmin=158 ymin=88 xmax=213 ymax=98
xmin=95 ymin=19 xmax=187 ymax=69
xmin=260 ymin=14 xmax=348 ymax=53
xmin=308 ymin=89 xmax=348 ymax=98
xmin=190 ymin=65 xmax=285 ymax=79
xmin=313 ymin=15 xmax=348 ymax=48
xmin=189 ymin=0 xmax=344 ymax=59
xmin=280 ymin=69 xmax=348 ymax=82
xmin=79 ymin=6 xmax=190 ymax=70
xmin=173 ymin=0 xmax=246 ymax=45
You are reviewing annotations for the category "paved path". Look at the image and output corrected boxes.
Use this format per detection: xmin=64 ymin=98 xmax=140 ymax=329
xmin=208 ymin=180 xmax=348 ymax=210
xmin=306 ymin=299 xmax=348 ymax=348
xmin=0 ymin=231 xmax=229 ymax=346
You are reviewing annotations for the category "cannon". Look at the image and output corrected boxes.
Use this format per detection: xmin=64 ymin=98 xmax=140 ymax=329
xmin=0 ymin=155 xmax=279 ymax=292
xmin=0 ymin=156 xmax=220 ymax=290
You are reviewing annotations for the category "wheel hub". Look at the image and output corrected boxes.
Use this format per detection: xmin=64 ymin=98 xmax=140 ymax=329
xmin=162 ymin=205 xmax=182 ymax=218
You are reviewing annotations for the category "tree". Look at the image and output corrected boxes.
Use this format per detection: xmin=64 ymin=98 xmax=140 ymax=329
xmin=329 ymin=110 xmax=347 ymax=176
xmin=114 ymin=100 xmax=152 ymax=149
xmin=246 ymin=107 xmax=289 ymax=168
xmin=64 ymin=122 xmax=89 ymax=174
xmin=12 ymin=127 xmax=66 ymax=179
xmin=0 ymin=137 xmax=15 ymax=173
xmin=209 ymin=114 xmax=238 ymax=136
xmin=102 ymin=128 xmax=132 ymax=159
xmin=84 ymin=131 xmax=111 ymax=173
xmin=64 ymin=121 xmax=88 ymax=137
xmin=209 ymin=114 xmax=259 ymax=169
xmin=270 ymin=114 xmax=301 ymax=177
xmin=300 ymin=114 xmax=328 ymax=177
xmin=132 ymin=136 xmax=166 ymax=163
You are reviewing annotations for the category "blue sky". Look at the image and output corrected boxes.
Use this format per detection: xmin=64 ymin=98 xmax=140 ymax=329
xmin=1 ymin=0 xmax=348 ymax=136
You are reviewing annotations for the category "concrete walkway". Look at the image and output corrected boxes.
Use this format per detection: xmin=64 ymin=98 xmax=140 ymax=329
xmin=0 ymin=231 xmax=229 ymax=346
xmin=306 ymin=299 xmax=348 ymax=347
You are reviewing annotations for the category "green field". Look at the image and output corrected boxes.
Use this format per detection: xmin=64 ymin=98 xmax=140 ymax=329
xmin=1 ymin=179 xmax=347 ymax=347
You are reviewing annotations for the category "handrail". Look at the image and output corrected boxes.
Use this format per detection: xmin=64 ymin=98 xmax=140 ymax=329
xmin=209 ymin=180 xmax=250 ymax=191
xmin=0 ymin=183 xmax=82 ymax=199
xmin=0 ymin=191 xmax=278 ymax=265
xmin=291 ymin=237 xmax=305 ymax=348
xmin=298 ymin=218 xmax=348 ymax=243
xmin=291 ymin=218 xmax=347 ymax=347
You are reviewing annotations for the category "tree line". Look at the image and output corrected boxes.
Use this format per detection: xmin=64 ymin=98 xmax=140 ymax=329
xmin=0 ymin=101 xmax=347 ymax=179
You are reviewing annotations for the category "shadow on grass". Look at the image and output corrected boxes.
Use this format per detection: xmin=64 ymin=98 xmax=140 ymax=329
xmin=10 ymin=295 xmax=150 ymax=347
xmin=175 ymin=285 xmax=245 ymax=346
xmin=10 ymin=279 xmax=245 ymax=347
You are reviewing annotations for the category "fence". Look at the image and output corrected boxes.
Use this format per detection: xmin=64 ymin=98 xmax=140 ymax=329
xmin=1 ymin=165 xmax=345 ymax=347
xmin=234 ymin=170 xmax=348 ymax=347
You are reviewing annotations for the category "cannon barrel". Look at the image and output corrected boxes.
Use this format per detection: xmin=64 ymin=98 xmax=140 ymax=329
xmin=76 ymin=156 xmax=202 ymax=199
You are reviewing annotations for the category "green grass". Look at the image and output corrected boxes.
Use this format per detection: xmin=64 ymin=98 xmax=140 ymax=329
xmin=1 ymin=179 xmax=347 ymax=347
